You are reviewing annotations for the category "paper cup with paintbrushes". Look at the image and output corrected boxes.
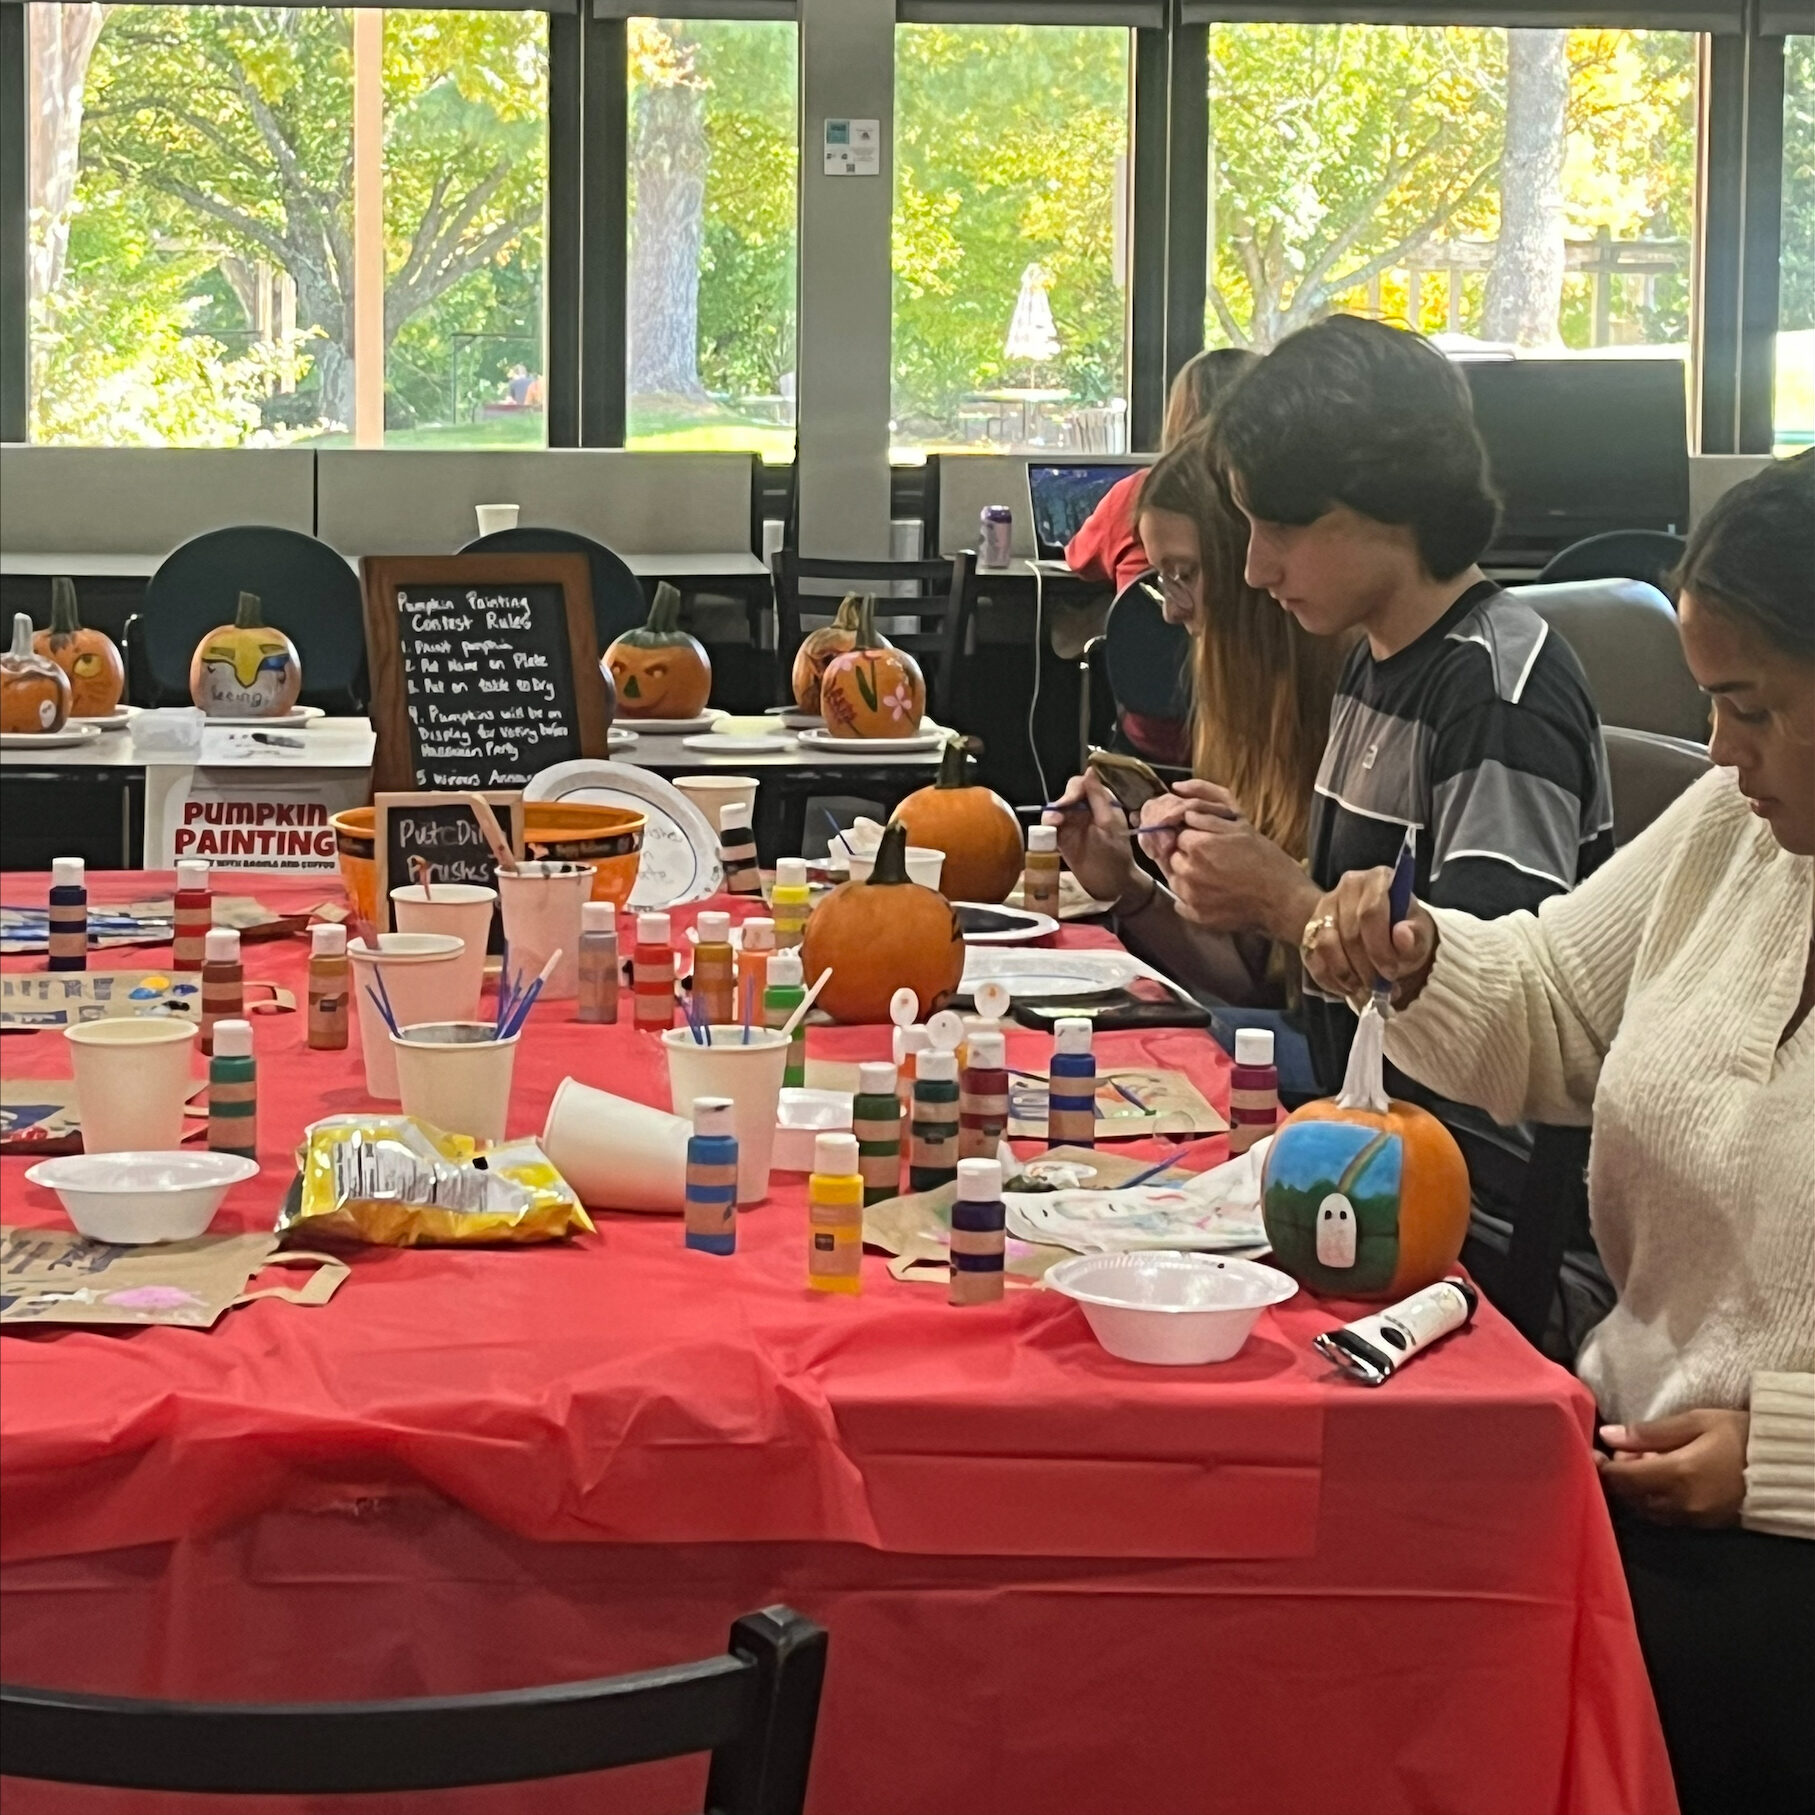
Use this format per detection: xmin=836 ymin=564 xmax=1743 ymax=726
xmin=391 ymin=857 xmax=495 ymax=1012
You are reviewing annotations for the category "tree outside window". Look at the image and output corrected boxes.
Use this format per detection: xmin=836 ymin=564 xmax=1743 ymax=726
xmin=1779 ymin=34 xmax=1814 ymax=453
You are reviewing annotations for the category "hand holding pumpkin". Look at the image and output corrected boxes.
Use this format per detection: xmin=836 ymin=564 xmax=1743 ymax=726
xmin=1302 ymin=868 xmax=1439 ymax=1009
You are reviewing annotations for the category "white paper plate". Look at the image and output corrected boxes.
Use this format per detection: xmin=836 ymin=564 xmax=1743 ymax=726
xmin=0 ymin=722 xmax=105 ymax=749
xmin=796 ymin=727 xmax=946 ymax=754
xmin=959 ymin=946 xmax=1147 ymax=1000
xmin=767 ymin=708 xmax=825 ymax=730
xmin=607 ymin=726 xmax=638 ymax=747
xmin=70 ymin=706 xmax=137 ymax=731
xmin=197 ymin=705 xmax=324 ymax=727
xmin=525 ymin=759 xmax=723 ymax=909
xmin=611 ymin=709 xmax=726 ymax=736
xmin=682 ymin=733 xmax=788 ymax=753
xmin=955 ymin=902 xmax=1059 ymax=944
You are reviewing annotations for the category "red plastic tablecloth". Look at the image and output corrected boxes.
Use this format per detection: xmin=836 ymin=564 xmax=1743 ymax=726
xmin=0 ymin=872 xmax=1676 ymax=1815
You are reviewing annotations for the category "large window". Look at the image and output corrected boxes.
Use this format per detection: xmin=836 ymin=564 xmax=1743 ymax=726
xmin=27 ymin=4 xmax=548 ymax=448
xmin=1779 ymin=34 xmax=1814 ymax=454
xmin=1204 ymin=23 xmax=1698 ymax=363
xmin=625 ymin=16 xmax=797 ymax=458
xmin=891 ymin=22 xmax=1131 ymax=460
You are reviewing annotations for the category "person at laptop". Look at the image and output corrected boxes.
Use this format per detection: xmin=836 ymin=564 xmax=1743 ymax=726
xmin=1049 ymin=318 xmax=1615 ymax=1329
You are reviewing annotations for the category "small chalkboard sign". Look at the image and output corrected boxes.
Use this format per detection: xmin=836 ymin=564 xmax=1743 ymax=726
xmin=362 ymin=555 xmax=613 ymax=795
xmin=373 ymin=790 xmax=525 ymax=952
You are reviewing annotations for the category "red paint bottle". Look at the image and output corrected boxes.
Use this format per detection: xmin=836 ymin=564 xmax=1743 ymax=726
xmin=1228 ymin=1027 xmax=1279 ymax=1155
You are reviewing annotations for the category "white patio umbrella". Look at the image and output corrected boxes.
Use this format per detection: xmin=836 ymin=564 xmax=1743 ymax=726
xmin=1004 ymin=263 xmax=1060 ymax=364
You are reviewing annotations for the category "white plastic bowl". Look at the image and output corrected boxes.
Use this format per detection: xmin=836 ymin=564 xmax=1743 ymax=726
xmin=24 ymin=1151 xmax=260 ymax=1245
xmin=839 ymin=844 xmax=946 ymax=890
xmin=1045 ymin=1250 xmax=1298 ymax=1366
xmin=772 ymin=1087 xmax=856 ymax=1172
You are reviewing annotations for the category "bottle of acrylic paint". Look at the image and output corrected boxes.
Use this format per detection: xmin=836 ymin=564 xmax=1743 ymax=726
xmin=853 ymin=1061 xmax=903 ymax=1207
xmin=771 ymin=857 xmax=811 ymax=949
xmin=909 ymin=1050 xmax=961 ymax=1191
xmin=172 ymin=858 xmax=212 ymax=972
xmin=807 ymin=1130 xmax=863 ymax=1294
xmin=692 ymin=910 xmax=736 ymax=1026
xmin=200 ymin=927 xmax=243 ymax=1056
xmin=47 ymin=857 xmax=87 ymax=972
xmin=1228 ymin=1027 xmax=1279 ymax=1155
xmin=763 ymin=949 xmax=807 ymax=1088
xmin=632 ymin=911 xmax=676 ymax=1032
xmin=892 ymin=1024 xmax=930 ymax=1122
xmin=207 ymin=1017 xmax=257 ymax=1159
xmin=577 ymin=902 xmax=620 ymax=1025
xmin=1047 ymin=1016 xmax=1096 ymax=1148
xmin=737 ymin=915 xmax=774 ymax=1023
xmin=1022 ymin=823 xmax=1061 ymax=915
xmin=685 ymin=1096 xmax=739 ymax=1256
xmin=959 ymin=1029 xmax=1009 ymax=1162
xmin=950 ymin=1157 xmax=1006 ymax=1306
xmin=307 ymin=922 xmax=350 ymax=1050
xmin=718 ymin=803 xmax=763 ymax=896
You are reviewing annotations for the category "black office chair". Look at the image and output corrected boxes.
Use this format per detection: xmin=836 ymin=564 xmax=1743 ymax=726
xmin=1538 ymin=529 xmax=1685 ymax=596
xmin=1 ymin=1605 xmax=826 ymax=1812
xmin=1078 ymin=572 xmax=1193 ymax=769
xmin=126 ymin=525 xmax=368 ymax=713
xmin=461 ymin=524 xmax=648 ymax=651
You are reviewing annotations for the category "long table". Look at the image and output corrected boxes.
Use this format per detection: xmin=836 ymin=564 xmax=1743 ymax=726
xmin=0 ymin=872 xmax=1676 ymax=1815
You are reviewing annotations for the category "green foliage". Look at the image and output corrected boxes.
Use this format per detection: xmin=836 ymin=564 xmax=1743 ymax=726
xmin=1783 ymin=35 xmax=1815 ymax=333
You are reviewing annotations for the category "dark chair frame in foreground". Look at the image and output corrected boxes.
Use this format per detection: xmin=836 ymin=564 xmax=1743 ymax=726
xmin=1 ymin=1605 xmax=826 ymax=1814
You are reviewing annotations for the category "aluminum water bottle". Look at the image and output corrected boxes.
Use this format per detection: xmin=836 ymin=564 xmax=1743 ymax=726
xmin=979 ymin=505 xmax=1013 ymax=568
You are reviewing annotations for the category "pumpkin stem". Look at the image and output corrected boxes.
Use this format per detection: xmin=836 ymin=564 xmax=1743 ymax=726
xmin=850 ymin=595 xmax=880 ymax=653
xmin=935 ymin=737 xmax=971 ymax=790
xmin=234 ymin=591 xmax=264 ymax=630
xmin=50 ymin=578 xmax=81 ymax=635
xmin=833 ymin=594 xmax=863 ymax=631
xmin=8 ymin=612 xmax=33 ymax=659
xmin=646 ymin=582 xmax=684 ymax=634
xmin=867 ymin=820 xmax=913 ymax=886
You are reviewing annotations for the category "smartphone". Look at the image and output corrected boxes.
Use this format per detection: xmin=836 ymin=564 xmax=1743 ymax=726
xmin=1012 ymin=992 xmax=1212 ymax=1031
xmin=1086 ymin=749 xmax=1168 ymax=820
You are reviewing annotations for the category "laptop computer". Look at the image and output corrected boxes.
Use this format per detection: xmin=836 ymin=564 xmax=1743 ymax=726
xmin=1027 ymin=463 xmax=1143 ymax=561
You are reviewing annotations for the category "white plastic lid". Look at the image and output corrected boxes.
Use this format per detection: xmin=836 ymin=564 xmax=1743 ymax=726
xmin=973 ymin=980 xmax=1012 ymax=1022
xmin=636 ymin=911 xmax=671 ymax=944
xmin=893 ymin=1024 xmax=930 ymax=1063
xmin=1027 ymin=824 xmax=1058 ymax=853
xmin=51 ymin=857 xmax=84 ymax=888
xmin=203 ymin=928 xmax=240 ymax=964
xmin=176 ymin=859 xmax=210 ymax=889
xmin=774 ymin=857 xmax=808 ymax=889
xmin=767 ymin=950 xmax=803 ymax=987
xmin=311 ymin=922 xmax=347 ymax=956
xmin=211 ymin=1017 xmax=252 ymax=1058
xmin=718 ymin=801 xmax=752 ymax=832
xmin=858 ymin=1061 xmax=899 ymax=1097
xmin=581 ymin=900 xmax=616 ymax=935
xmin=889 ymin=986 xmax=921 ymax=1028
xmin=813 ymin=1131 xmax=859 ymax=1174
xmin=1234 ymin=1027 xmax=1276 ymax=1067
xmin=696 ymin=911 xmax=731 ymax=943
xmin=1054 ymin=1016 xmax=1094 ymax=1054
xmin=965 ymin=1031 xmax=1006 ymax=1070
xmin=925 ymin=1008 xmax=965 ymax=1052
xmin=956 ymin=1157 xmax=1004 ymax=1200
xmin=690 ymin=1096 xmax=736 ymax=1137
xmin=739 ymin=917 xmax=774 ymax=952
xmin=916 ymin=1050 xmax=957 ymax=1082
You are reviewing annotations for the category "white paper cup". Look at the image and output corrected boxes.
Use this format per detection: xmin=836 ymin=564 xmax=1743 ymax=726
xmin=541 ymin=1076 xmax=690 ymax=1212
xmin=844 ymin=844 xmax=945 ymax=890
xmin=349 ymin=934 xmax=477 ymax=1100
xmin=662 ymin=1026 xmax=790 ymax=1205
xmin=63 ymin=1017 xmax=198 ymax=1153
xmin=475 ymin=503 xmax=520 ymax=536
xmin=674 ymin=774 xmax=759 ymax=832
xmin=390 ymin=883 xmax=496 ymax=1009
xmin=497 ymin=862 xmax=593 ymax=1001
xmin=392 ymin=1021 xmax=520 ymax=1145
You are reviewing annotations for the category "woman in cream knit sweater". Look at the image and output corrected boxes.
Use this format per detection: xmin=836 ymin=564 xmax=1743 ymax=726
xmin=1305 ymin=452 xmax=1812 ymax=1815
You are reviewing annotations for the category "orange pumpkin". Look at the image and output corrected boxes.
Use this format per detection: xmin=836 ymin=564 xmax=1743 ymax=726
xmin=2 ymin=611 xmax=72 ymax=735
xmin=819 ymin=596 xmax=926 ymax=739
xmin=792 ymin=594 xmax=895 ymax=716
xmin=189 ymin=591 xmax=303 ymax=718
xmin=891 ymin=738 xmax=1023 ymax=903
xmin=33 ymin=578 xmax=123 ymax=719
xmin=605 ymin=581 xmax=712 ymax=719
xmin=801 ymin=821 xmax=965 ymax=1024
xmin=1260 ymin=1095 xmax=1470 ymax=1300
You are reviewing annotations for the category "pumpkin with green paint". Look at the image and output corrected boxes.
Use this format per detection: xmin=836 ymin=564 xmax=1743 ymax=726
xmin=819 ymin=595 xmax=926 ymax=739
xmin=33 ymin=578 xmax=124 ymax=719
xmin=189 ymin=591 xmax=302 ymax=718
xmin=605 ymin=582 xmax=712 ymax=719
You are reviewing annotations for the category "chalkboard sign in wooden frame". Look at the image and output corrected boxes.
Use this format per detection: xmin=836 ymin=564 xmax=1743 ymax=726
xmin=362 ymin=555 xmax=614 ymax=795
xmin=372 ymin=790 xmax=525 ymax=950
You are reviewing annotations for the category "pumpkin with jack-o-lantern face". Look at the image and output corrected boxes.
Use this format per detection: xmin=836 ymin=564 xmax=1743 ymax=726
xmin=189 ymin=592 xmax=303 ymax=718
xmin=33 ymin=578 xmax=124 ymax=719
xmin=604 ymin=582 xmax=712 ymax=719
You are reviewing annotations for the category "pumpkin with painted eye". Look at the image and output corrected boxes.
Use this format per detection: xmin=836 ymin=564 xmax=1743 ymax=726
xmin=604 ymin=582 xmax=712 ymax=719
xmin=33 ymin=578 xmax=124 ymax=719
xmin=189 ymin=592 xmax=303 ymax=718
xmin=2 ymin=611 xmax=73 ymax=735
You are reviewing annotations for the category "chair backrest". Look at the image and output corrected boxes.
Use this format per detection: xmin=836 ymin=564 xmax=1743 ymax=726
xmin=135 ymin=526 xmax=368 ymax=712
xmin=1102 ymin=572 xmax=1192 ymax=723
xmin=460 ymin=526 xmax=647 ymax=649
xmin=1604 ymin=726 xmax=1712 ymax=847
xmin=0 ymin=1606 xmax=825 ymax=1810
xmin=1537 ymin=529 xmax=1685 ymax=594
xmin=1517 ymin=578 xmax=1707 ymax=743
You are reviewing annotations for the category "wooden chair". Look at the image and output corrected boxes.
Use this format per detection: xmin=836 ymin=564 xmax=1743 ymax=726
xmin=1 ymin=1605 xmax=827 ymax=1813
